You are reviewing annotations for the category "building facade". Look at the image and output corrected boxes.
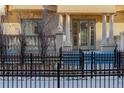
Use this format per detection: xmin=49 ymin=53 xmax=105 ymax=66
xmin=0 ymin=5 xmax=124 ymax=53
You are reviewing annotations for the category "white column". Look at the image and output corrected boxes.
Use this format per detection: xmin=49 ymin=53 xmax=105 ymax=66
xmin=0 ymin=6 xmax=5 ymax=34
xmin=0 ymin=15 xmax=4 ymax=35
xmin=109 ymin=14 xmax=114 ymax=46
xmin=56 ymin=14 xmax=63 ymax=52
xmin=120 ymin=31 xmax=124 ymax=50
xmin=101 ymin=14 xmax=107 ymax=48
xmin=58 ymin=14 xmax=63 ymax=32
xmin=116 ymin=33 xmax=120 ymax=49
xmin=65 ymin=14 xmax=71 ymax=46
xmin=0 ymin=15 xmax=1 ymax=33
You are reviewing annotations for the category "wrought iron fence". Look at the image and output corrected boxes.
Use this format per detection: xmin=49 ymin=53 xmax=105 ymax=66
xmin=0 ymin=48 xmax=124 ymax=88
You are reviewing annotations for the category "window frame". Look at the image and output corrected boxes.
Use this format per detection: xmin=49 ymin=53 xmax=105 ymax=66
xmin=21 ymin=19 xmax=42 ymax=35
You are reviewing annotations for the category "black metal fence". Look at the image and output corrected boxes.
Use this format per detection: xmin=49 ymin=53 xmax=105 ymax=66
xmin=0 ymin=48 xmax=124 ymax=88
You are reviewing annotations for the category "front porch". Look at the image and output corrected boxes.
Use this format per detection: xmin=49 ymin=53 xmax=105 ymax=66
xmin=55 ymin=5 xmax=120 ymax=51
xmin=57 ymin=13 xmax=116 ymax=50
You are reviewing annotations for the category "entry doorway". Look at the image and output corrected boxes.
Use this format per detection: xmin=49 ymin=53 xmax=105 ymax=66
xmin=72 ymin=20 xmax=96 ymax=50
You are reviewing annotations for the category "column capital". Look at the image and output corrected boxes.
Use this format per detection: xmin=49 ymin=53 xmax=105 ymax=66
xmin=102 ymin=13 xmax=109 ymax=16
xmin=65 ymin=13 xmax=70 ymax=15
xmin=102 ymin=14 xmax=107 ymax=20
xmin=108 ymin=13 xmax=116 ymax=15
xmin=65 ymin=14 xmax=70 ymax=20
xmin=109 ymin=14 xmax=115 ymax=20
xmin=102 ymin=13 xmax=116 ymax=17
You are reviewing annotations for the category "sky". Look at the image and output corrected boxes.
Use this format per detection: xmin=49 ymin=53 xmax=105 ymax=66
xmin=0 ymin=0 xmax=124 ymax=5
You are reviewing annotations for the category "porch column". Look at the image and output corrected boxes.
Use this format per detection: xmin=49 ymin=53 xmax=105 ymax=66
xmin=116 ymin=33 xmax=120 ymax=49
xmin=120 ymin=31 xmax=124 ymax=50
xmin=109 ymin=14 xmax=114 ymax=46
xmin=56 ymin=14 xmax=63 ymax=52
xmin=58 ymin=14 xmax=63 ymax=32
xmin=101 ymin=14 xmax=107 ymax=50
xmin=0 ymin=6 xmax=5 ymax=55
xmin=0 ymin=13 xmax=2 ymax=34
xmin=65 ymin=14 xmax=71 ymax=47
xmin=0 ymin=6 xmax=6 ymax=34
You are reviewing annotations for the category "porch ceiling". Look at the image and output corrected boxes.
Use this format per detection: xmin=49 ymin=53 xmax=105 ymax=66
xmin=116 ymin=5 xmax=124 ymax=12
xmin=57 ymin=5 xmax=116 ymax=14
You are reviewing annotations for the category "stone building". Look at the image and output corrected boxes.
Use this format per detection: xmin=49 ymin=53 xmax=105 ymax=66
xmin=0 ymin=5 xmax=124 ymax=53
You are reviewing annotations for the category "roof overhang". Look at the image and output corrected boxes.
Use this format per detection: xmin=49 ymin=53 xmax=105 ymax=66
xmin=57 ymin=5 xmax=116 ymax=14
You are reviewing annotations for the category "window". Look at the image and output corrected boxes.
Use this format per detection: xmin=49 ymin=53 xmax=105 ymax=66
xmin=21 ymin=19 xmax=42 ymax=35
xmin=73 ymin=22 xmax=78 ymax=46
xmin=90 ymin=22 xmax=95 ymax=46
xmin=80 ymin=21 xmax=88 ymax=46
xmin=80 ymin=20 xmax=95 ymax=47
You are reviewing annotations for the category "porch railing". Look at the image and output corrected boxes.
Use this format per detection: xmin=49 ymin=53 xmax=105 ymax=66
xmin=2 ymin=34 xmax=56 ymax=54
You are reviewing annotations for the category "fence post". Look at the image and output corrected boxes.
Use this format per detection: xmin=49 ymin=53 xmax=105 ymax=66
xmin=91 ymin=51 xmax=93 ymax=78
xmin=59 ymin=47 xmax=62 ymax=69
xmin=119 ymin=51 xmax=121 ymax=71
xmin=118 ymin=51 xmax=121 ymax=77
xmin=56 ymin=47 xmax=62 ymax=88
xmin=94 ymin=52 xmax=96 ymax=74
xmin=57 ymin=62 xmax=60 ymax=88
xmin=30 ymin=53 xmax=33 ymax=77
xmin=1 ymin=51 xmax=5 ymax=64
xmin=79 ymin=49 xmax=84 ymax=78
xmin=114 ymin=47 xmax=117 ymax=67
xmin=21 ymin=54 xmax=24 ymax=64
xmin=117 ymin=50 xmax=121 ymax=77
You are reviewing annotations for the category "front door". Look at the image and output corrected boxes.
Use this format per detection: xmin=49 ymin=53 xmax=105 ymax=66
xmin=72 ymin=20 xmax=96 ymax=50
xmin=80 ymin=20 xmax=89 ymax=49
xmin=72 ymin=21 xmax=79 ymax=49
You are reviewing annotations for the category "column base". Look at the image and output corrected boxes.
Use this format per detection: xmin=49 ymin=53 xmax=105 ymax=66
xmin=101 ymin=45 xmax=116 ymax=51
xmin=64 ymin=45 xmax=72 ymax=48
xmin=63 ymin=43 xmax=72 ymax=50
xmin=55 ymin=31 xmax=63 ymax=53
xmin=64 ymin=42 xmax=72 ymax=47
